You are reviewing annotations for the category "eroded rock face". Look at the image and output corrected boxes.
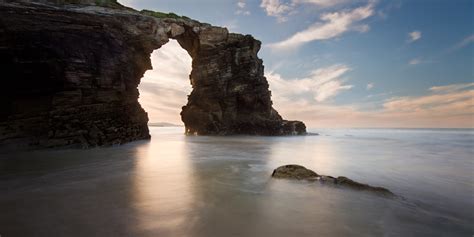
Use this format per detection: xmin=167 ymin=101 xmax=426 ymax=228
xmin=272 ymin=165 xmax=395 ymax=197
xmin=0 ymin=0 xmax=306 ymax=149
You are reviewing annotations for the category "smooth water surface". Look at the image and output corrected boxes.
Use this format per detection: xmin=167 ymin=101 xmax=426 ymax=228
xmin=0 ymin=127 xmax=473 ymax=236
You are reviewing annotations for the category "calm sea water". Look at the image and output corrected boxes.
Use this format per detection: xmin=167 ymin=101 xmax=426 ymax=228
xmin=0 ymin=127 xmax=473 ymax=236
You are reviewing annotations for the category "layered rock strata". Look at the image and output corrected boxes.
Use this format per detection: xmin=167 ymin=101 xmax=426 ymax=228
xmin=0 ymin=0 xmax=306 ymax=149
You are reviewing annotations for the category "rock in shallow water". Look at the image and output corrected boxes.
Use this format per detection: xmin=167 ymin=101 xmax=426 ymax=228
xmin=334 ymin=176 xmax=394 ymax=196
xmin=272 ymin=165 xmax=395 ymax=197
xmin=271 ymin=164 xmax=319 ymax=180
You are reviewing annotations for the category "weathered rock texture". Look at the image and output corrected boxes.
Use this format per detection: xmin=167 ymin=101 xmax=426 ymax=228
xmin=0 ymin=1 xmax=306 ymax=149
xmin=272 ymin=165 xmax=395 ymax=197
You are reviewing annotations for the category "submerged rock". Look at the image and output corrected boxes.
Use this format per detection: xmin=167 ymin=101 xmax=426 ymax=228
xmin=334 ymin=176 xmax=394 ymax=196
xmin=272 ymin=165 xmax=395 ymax=197
xmin=319 ymin=175 xmax=337 ymax=183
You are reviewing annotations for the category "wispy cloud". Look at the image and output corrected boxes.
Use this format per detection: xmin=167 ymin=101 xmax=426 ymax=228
xmin=138 ymin=40 xmax=192 ymax=124
xmin=430 ymin=82 xmax=474 ymax=93
xmin=449 ymin=34 xmax=474 ymax=51
xmin=260 ymin=0 xmax=294 ymax=22
xmin=293 ymin=0 xmax=349 ymax=8
xmin=408 ymin=30 xmax=421 ymax=43
xmin=268 ymin=1 xmax=375 ymax=50
xmin=383 ymin=88 xmax=473 ymax=115
xmin=408 ymin=57 xmax=435 ymax=66
xmin=260 ymin=0 xmax=353 ymax=22
xmin=353 ymin=24 xmax=370 ymax=33
xmin=271 ymin=81 xmax=474 ymax=128
xmin=377 ymin=1 xmax=402 ymax=20
xmin=367 ymin=91 xmax=392 ymax=99
xmin=236 ymin=0 xmax=251 ymax=15
xmin=409 ymin=58 xmax=421 ymax=65
xmin=237 ymin=0 xmax=246 ymax=8
xmin=268 ymin=64 xmax=353 ymax=102
xmin=366 ymin=83 xmax=374 ymax=90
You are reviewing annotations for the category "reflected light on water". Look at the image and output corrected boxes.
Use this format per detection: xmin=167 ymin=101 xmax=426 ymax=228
xmin=1 ymin=127 xmax=471 ymax=236
xmin=131 ymin=133 xmax=195 ymax=235
xmin=266 ymin=136 xmax=341 ymax=176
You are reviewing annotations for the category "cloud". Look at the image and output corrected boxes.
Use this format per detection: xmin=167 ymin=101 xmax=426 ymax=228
xmin=408 ymin=30 xmax=421 ymax=42
xmin=260 ymin=0 xmax=293 ymax=22
xmin=138 ymin=40 xmax=192 ymax=124
xmin=367 ymin=92 xmax=392 ymax=99
xmin=408 ymin=58 xmax=435 ymax=66
xmin=366 ymin=83 xmax=374 ymax=90
xmin=293 ymin=0 xmax=349 ymax=8
xmin=450 ymin=34 xmax=474 ymax=51
xmin=271 ymin=80 xmax=474 ymax=128
xmin=260 ymin=0 xmax=353 ymax=22
xmin=353 ymin=24 xmax=370 ymax=33
xmin=268 ymin=1 xmax=375 ymax=50
xmin=377 ymin=1 xmax=402 ymax=20
xmin=409 ymin=58 xmax=421 ymax=65
xmin=236 ymin=0 xmax=251 ymax=15
xmin=382 ymin=88 xmax=473 ymax=115
xmin=429 ymin=82 xmax=474 ymax=93
xmin=268 ymin=64 xmax=353 ymax=102
xmin=236 ymin=10 xmax=251 ymax=15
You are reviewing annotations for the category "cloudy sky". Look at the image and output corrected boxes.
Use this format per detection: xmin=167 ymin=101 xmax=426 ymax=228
xmin=125 ymin=0 xmax=473 ymax=128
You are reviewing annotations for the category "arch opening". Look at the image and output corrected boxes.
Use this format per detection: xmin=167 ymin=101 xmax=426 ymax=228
xmin=138 ymin=39 xmax=192 ymax=128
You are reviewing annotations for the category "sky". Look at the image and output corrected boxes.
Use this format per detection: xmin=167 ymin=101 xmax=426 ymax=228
xmin=129 ymin=0 xmax=474 ymax=128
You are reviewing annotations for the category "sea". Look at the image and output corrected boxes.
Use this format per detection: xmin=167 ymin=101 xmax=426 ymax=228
xmin=0 ymin=127 xmax=472 ymax=236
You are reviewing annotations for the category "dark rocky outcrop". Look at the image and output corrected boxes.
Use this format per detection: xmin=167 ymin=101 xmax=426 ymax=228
xmin=271 ymin=164 xmax=319 ymax=180
xmin=272 ymin=165 xmax=395 ymax=197
xmin=0 ymin=0 xmax=306 ymax=149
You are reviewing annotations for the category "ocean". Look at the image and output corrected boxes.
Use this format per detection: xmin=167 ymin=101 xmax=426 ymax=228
xmin=0 ymin=127 xmax=473 ymax=236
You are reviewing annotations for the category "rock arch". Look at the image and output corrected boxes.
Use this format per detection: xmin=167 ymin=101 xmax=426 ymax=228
xmin=0 ymin=1 xmax=306 ymax=149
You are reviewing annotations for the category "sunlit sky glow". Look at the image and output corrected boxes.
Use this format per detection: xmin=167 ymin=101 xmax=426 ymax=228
xmin=132 ymin=0 xmax=473 ymax=128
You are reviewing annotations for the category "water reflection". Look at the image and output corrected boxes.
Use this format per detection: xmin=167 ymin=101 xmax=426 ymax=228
xmin=0 ymin=145 xmax=143 ymax=236
xmin=128 ymin=128 xmax=473 ymax=236
xmin=0 ymin=127 xmax=472 ymax=236
xmin=265 ymin=135 xmax=341 ymax=175
xmin=181 ymin=136 xmax=274 ymax=237
xmin=130 ymin=131 xmax=196 ymax=236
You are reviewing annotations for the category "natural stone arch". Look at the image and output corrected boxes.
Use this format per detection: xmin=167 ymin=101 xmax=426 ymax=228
xmin=0 ymin=1 xmax=306 ymax=149
xmin=162 ymin=21 xmax=306 ymax=136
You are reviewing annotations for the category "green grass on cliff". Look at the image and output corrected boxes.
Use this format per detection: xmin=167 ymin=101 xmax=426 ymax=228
xmin=94 ymin=0 xmax=132 ymax=9
xmin=53 ymin=0 xmax=191 ymax=19
xmin=52 ymin=0 xmax=129 ymax=9
xmin=140 ymin=9 xmax=191 ymax=20
xmin=94 ymin=0 xmax=120 ymax=7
